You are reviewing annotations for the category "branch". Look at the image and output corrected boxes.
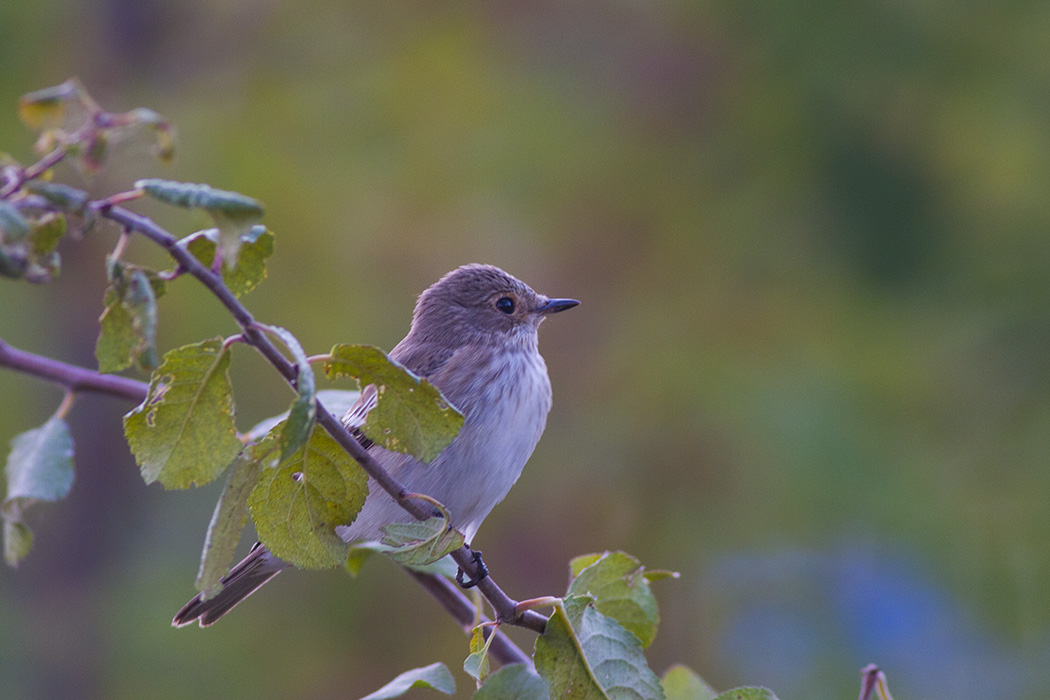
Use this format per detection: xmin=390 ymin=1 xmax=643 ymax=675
xmin=0 ymin=146 xmax=70 ymax=198
xmin=0 ymin=335 xmax=545 ymax=656
xmin=93 ymin=202 xmax=548 ymax=634
xmin=407 ymin=570 xmax=533 ymax=667
xmin=0 ymin=338 xmax=147 ymax=402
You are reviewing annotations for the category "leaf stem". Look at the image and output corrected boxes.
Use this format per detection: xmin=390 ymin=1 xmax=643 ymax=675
xmin=92 ymin=201 xmax=549 ymax=636
xmin=54 ymin=390 xmax=77 ymax=420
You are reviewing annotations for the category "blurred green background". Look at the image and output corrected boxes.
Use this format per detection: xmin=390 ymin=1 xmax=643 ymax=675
xmin=2 ymin=2 xmax=1049 ymax=698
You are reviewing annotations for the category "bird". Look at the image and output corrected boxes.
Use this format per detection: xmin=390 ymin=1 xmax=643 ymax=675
xmin=173 ymin=263 xmax=578 ymax=626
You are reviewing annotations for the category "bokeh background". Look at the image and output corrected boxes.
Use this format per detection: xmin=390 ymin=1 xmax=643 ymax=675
xmin=2 ymin=2 xmax=1049 ymax=698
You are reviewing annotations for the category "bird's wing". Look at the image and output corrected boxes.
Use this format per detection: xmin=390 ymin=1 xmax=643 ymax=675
xmin=390 ymin=338 xmax=459 ymax=379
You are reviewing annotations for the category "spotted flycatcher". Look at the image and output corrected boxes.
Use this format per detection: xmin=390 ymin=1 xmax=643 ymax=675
xmin=173 ymin=263 xmax=578 ymax=626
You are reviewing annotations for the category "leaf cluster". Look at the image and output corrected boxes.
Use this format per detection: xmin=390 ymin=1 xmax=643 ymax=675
xmin=0 ymin=81 xmax=903 ymax=700
xmin=366 ymin=551 xmax=783 ymax=700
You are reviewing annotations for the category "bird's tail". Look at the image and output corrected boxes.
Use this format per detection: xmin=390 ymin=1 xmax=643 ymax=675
xmin=172 ymin=542 xmax=288 ymax=627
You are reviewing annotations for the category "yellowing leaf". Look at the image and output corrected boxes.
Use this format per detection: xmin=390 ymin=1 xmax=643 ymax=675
xmin=463 ymin=625 xmax=496 ymax=682
xmin=28 ymin=213 xmax=66 ymax=255
xmin=18 ymin=80 xmax=77 ymax=129
xmin=247 ymin=426 xmax=368 ymax=569
xmin=323 ymin=344 xmax=463 ymax=463
xmin=662 ymin=665 xmax=717 ymax=700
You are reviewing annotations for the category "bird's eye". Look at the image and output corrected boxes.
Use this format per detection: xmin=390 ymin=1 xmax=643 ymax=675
xmin=495 ymin=296 xmax=515 ymax=314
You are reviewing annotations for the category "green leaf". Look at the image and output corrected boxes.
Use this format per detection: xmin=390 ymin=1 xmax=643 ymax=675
xmin=28 ymin=213 xmax=66 ymax=255
xmin=247 ymin=425 xmax=368 ymax=569
xmin=96 ymin=287 xmax=138 ymax=373
xmin=24 ymin=181 xmax=90 ymax=214
xmin=712 ymin=689 xmax=779 ymax=700
xmin=567 ymin=551 xmax=666 ymax=648
xmin=95 ymin=262 xmax=162 ymax=372
xmin=380 ymin=516 xmax=465 ymax=567
xmin=123 ymin=338 xmax=242 ymax=489
xmin=263 ymin=325 xmax=316 ymax=461
xmin=195 ymin=450 xmax=262 ymax=598
xmin=121 ymin=266 xmax=159 ymax=370
xmin=534 ymin=596 xmax=665 ymax=700
xmin=474 ymin=664 xmax=549 ymax=700
xmin=80 ymin=131 xmax=107 ymax=173
xmin=177 ymin=226 xmax=274 ymax=296
xmin=568 ymin=553 xmax=604 ymax=579
xmin=662 ymin=665 xmax=717 ymax=700
xmin=2 ymin=417 xmax=74 ymax=566
xmin=463 ymin=625 xmax=496 ymax=682
xmin=135 ymin=179 xmax=264 ymax=264
xmin=0 ymin=201 xmax=30 ymax=241
xmin=359 ymin=662 xmax=455 ymax=700
xmin=223 ymin=225 xmax=273 ymax=297
xmin=343 ymin=540 xmax=460 ymax=578
xmin=180 ymin=229 xmax=218 ymax=269
xmin=323 ymin=344 xmax=463 ymax=463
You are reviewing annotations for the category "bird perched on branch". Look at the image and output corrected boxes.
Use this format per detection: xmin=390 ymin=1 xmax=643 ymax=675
xmin=173 ymin=263 xmax=578 ymax=626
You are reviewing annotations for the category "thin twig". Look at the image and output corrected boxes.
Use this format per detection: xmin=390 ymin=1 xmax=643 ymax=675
xmin=0 ymin=146 xmax=70 ymax=198
xmin=406 ymin=570 xmax=533 ymax=668
xmin=93 ymin=202 xmax=548 ymax=633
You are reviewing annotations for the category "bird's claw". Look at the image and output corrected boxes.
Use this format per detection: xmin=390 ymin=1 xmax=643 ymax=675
xmin=456 ymin=550 xmax=488 ymax=589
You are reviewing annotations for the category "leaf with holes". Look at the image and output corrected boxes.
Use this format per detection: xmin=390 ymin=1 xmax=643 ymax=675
xmin=178 ymin=225 xmax=274 ymax=297
xmin=123 ymin=338 xmax=241 ymax=489
xmin=323 ymin=344 xmax=463 ymax=463
xmin=247 ymin=425 xmax=367 ymax=569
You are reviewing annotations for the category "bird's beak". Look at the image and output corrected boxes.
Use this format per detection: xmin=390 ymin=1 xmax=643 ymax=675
xmin=535 ymin=298 xmax=580 ymax=314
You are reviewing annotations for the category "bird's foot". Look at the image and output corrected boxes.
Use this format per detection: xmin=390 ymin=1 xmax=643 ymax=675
xmin=456 ymin=549 xmax=489 ymax=589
